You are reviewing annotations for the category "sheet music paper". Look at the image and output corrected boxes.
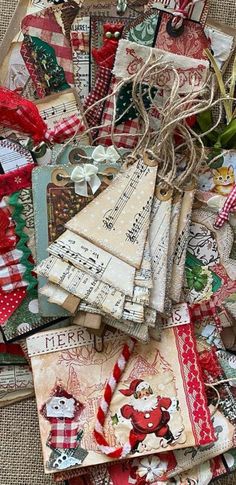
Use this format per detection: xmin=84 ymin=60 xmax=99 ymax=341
xmin=134 ymin=240 xmax=153 ymax=288
xmin=66 ymin=159 xmax=157 ymax=268
xmin=48 ymin=230 xmax=135 ymax=297
xmin=35 ymin=90 xmax=90 ymax=143
xmin=149 ymin=195 xmax=172 ymax=313
xmin=103 ymin=315 xmax=150 ymax=343
xmin=36 ymin=256 xmax=125 ymax=319
xmin=71 ymin=17 xmax=90 ymax=102
xmin=36 ymin=91 xmax=80 ymax=129
xmin=171 ymin=189 xmax=195 ymax=303
xmin=164 ymin=193 xmax=183 ymax=313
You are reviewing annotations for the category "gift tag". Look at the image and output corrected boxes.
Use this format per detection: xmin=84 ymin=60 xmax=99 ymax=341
xmin=185 ymin=209 xmax=236 ymax=308
xmin=27 ymin=324 xmax=214 ymax=474
xmin=33 ymin=152 xmax=123 ymax=317
xmin=20 ymin=2 xmax=79 ymax=97
xmin=113 ymin=39 xmax=209 ymax=94
xmin=97 ymin=15 xmax=210 ymax=147
xmin=149 ymin=187 xmax=172 ymax=314
xmin=171 ymin=185 xmax=195 ymax=303
xmin=164 ymin=192 xmax=183 ymax=313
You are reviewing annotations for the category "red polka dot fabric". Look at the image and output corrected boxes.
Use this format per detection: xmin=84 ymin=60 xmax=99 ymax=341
xmin=0 ymin=287 xmax=26 ymax=325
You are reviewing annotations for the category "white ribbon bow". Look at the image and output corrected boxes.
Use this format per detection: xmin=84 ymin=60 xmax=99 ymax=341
xmin=71 ymin=164 xmax=101 ymax=197
xmin=92 ymin=145 xmax=120 ymax=164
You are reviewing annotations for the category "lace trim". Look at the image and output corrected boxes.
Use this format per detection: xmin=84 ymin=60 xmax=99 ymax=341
xmin=174 ymin=324 xmax=216 ymax=446
xmin=8 ymin=191 xmax=37 ymax=292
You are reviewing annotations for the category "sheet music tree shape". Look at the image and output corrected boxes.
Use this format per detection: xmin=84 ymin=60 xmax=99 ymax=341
xmin=36 ymin=158 xmax=157 ymax=321
xmin=66 ymin=159 xmax=158 ymax=269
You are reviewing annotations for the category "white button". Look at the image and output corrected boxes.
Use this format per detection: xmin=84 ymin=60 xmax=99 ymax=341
xmin=145 ymin=413 xmax=150 ymax=418
xmin=148 ymin=423 xmax=153 ymax=428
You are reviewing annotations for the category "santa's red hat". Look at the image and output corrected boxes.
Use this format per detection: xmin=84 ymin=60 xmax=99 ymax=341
xmin=120 ymin=379 xmax=148 ymax=396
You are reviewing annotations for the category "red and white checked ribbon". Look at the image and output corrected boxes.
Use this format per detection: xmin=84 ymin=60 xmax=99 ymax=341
xmin=214 ymin=184 xmax=236 ymax=229
xmin=40 ymin=114 xmax=85 ymax=145
xmin=190 ymin=299 xmax=221 ymax=329
xmin=17 ymin=106 xmax=85 ymax=144
xmin=94 ymin=337 xmax=135 ymax=459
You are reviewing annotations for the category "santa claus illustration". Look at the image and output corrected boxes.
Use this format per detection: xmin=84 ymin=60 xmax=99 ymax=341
xmin=120 ymin=379 xmax=179 ymax=452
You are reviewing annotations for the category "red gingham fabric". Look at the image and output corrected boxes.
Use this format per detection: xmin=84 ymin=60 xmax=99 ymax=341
xmin=96 ymin=77 xmax=139 ymax=149
xmin=21 ymin=9 xmax=74 ymax=85
xmin=190 ymin=299 xmax=221 ymax=329
xmin=83 ymin=66 xmax=112 ymax=128
xmin=49 ymin=419 xmax=79 ymax=449
xmin=44 ymin=114 xmax=85 ymax=144
xmin=0 ymin=263 xmax=27 ymax=291
xmin=0 ymin=249 xmax=23 ymax=268
xmin=214 ymin=184 xmax=236 ymax=229
xmin=1 ymin=280 xmax=28 ymax=293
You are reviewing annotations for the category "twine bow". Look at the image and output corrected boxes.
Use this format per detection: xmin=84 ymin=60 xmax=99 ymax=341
xmin=71 ymin=164 xmax=101 ymax=197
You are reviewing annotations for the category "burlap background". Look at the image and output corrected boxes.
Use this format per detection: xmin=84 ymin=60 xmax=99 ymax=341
xmin=0 ymin=1 xmax=236 ymax=484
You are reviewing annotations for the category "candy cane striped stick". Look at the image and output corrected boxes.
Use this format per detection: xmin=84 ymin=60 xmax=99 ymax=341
xmin=94 ymin=338 xmax=136 ymax=459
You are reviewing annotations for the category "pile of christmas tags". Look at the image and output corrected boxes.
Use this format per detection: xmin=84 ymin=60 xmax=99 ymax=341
xmin=1 ymin=0 xmax=236 ymax=484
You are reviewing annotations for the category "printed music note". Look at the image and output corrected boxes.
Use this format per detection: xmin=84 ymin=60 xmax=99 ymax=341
xmin=126 ymin=196 xmax=153 ymax=244
xmin=103 ymin=161 xmax=150 ymax=231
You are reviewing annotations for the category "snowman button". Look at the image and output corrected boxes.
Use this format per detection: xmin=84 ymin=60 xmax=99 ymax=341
xmin=145 ymin=413 xmax=150 ymax=418
xmin=148 ymin=423 xmax=153 ymax=428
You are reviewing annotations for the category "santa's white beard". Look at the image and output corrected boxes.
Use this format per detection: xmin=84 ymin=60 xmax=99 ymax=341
xmin=130 ymin=394 xmax=158 ymax=412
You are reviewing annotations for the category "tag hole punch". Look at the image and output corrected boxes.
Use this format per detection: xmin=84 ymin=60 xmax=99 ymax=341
xmin=51 ymin=168 xmax=70 ymax=186
xmin=155 ymin=185 xmax=173 ymax=201
xmin=166 ymin=18 xmax=184 ymax=38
